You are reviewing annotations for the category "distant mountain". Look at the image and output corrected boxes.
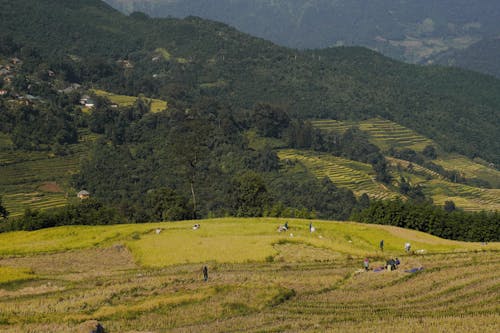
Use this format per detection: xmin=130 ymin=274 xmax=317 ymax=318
xmin=428 ymin=37 xmax=500 ymax=78
xmin=104 ymin=0 xmax=500 ymax=65
xmin=1 ymin=0 xmax=499 ymax=165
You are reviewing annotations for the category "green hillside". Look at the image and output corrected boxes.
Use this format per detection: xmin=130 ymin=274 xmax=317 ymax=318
xmin=431 ymin=37 xmax=500 ymax=78
xmin=278 ymin=149 xmax=398 ymax=201
xmin=0 ymin=131 xmax=97 ymax=217
xmin=92 ymin=89 xmax=168 ymax=113
xmin=312 ymin=118 xmax=500 ymax=184
xmin=0 ymin=219 xmax=498 ymax=332
xmin=283 ymin=119 xmax=500 ymax=211
xmin=1 ymin=0 xmax=500 ymax=165
xmin=104 ymin=0 xmax=500 ymax=64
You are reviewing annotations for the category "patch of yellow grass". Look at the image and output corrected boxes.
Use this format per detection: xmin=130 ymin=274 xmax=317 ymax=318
xmin=154 ymin=47 xmax=171 ymax=61
xmin=92 ymin=291 xmax=211 ymax=319
xmin=1 ymin=218 xmax=495 ymax=267
xmin=92 ymin=89 xmax=167 ymax=113
xmin=0 ymin=266 xmax=36 ymax=284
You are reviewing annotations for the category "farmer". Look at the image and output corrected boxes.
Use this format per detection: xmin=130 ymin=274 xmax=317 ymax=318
xmin=284 ymin=221 xmax=288 ymax=230
xmin=363 ymin=258 xmax=370 ymax=271
xmin=405 ymin=242 xmax=411 ymax=253
xmin=386 ymin=258 xmax=396 ymax=271
xmin=202 ymin=266 xmax=208 ymax=282
xmin=379 ymin=239 xmax=384 ymax=252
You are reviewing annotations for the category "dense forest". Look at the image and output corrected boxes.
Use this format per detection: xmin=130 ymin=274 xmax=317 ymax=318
xmin=1 ymin=0 xmax=499 ymax=165
xmin=353 ymin=200 xmax=500 ymax=242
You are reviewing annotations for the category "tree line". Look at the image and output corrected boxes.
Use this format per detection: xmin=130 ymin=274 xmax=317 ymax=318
xmin=352 ymin=199 xmax=499 ymax=242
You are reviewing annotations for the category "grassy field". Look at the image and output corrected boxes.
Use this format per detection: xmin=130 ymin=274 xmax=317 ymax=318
xmin=92 ymin=89 xmax=168 ymax=113
xmin=0 ymin=218 xmax=498 ymax=332
xmin=0 ymin=131 xmax=97 ymax=217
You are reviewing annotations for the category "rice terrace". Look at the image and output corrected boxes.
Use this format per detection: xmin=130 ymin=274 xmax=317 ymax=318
xmin=0 ymin=218 xmax=498 ymax=332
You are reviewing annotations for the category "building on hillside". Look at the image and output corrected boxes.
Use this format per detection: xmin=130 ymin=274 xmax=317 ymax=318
xmin=77 ymin=190 xmax=90 ymax=200
xmin=0 ymin=89 xmax=8 ymax=96
xmin=79 ymin=95 xmax=95 ymax=108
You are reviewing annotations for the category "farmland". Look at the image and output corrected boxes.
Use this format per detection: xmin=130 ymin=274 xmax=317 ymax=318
xmin=0 ymin=218 xmax=498 ymax=332
xmin=92 ymin=89 xmax=168 ymax=113
xmin=278 ymin=149 xmax=398 ymax=200
xmin=311 ymin=118 xmax=435 ymax=152
xmin=0 ymin=131 xmax=97 ymax=217
xmin=306 ymin=118 xmax=500 ymax=211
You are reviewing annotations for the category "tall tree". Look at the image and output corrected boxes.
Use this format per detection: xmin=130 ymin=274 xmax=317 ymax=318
xmin=0 ymin=196 xmax=8 ymax=219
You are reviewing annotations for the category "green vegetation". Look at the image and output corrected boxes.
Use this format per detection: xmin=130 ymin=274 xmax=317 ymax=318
xmin=104 ymin=0 xmax=500 ymax=66
xmin=92 ymin=89 xmax=167 ymax=113
xmin=432 ymin=37 xmax=500 ymax=78
xmin=0 ymin=266 xmax=35 ymax=285
xmin=354 ymin=200 xmax=499 ymax=242
xmin=1 ymin=0 xmax=500 ymax=165
xmin=0 ymin=130 xmax=96 ymax=217
xmin=0 ymin=219 xmax=498 ymax=331
xmin=309 ymin=118 xmax=500 ymax=211
xmin=0 ymin=0 xmax=499 ymax=240
xmin=278 ymin=149 xmax=397 ymax=200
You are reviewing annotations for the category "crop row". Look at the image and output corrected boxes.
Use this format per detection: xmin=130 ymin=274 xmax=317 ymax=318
xmin=426 ymin=180 xmax=500 ymax=211
xmin=279 ymin=150 xmax=398 ymax=200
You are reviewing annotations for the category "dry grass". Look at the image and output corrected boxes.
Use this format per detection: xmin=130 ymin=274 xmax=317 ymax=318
xmin=0 ymin=219 xmax=498 ymax=332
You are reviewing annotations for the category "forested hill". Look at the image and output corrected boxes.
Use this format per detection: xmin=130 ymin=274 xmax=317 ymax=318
xmin=429 ymin=37 xmax=500 ymax=79
xmin=104 ymin=0 xmax=500 ymax=64
xmin=1 ymin=0 xmax=500 ymax=164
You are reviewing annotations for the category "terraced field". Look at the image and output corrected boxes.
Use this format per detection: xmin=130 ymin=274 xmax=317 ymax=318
xmin=386 ymin=156 xmax=442 ymax=179
xmin=310 ymin=119 xmax=357 ymax=133
xmin=0 ymin=219 xmax=498 ymax=332
xmin=358 ymin=118 xmax=435 ymax=152
xmin=312 ymin=118 xmax=435 ymax=152
xmin=0 ymin=131 xmax=97 ymax=217
xmin=425 ymin=180 xmax=500 ymax=212
xmin=434 ymin=154 xmax=500 ymax=188
xmin=279 ymin=149 xmax=399 ymax=200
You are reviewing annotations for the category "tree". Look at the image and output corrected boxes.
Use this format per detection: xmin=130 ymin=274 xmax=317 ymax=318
xmin=251 ymin=103 xmax=290 ymax=138
xmin=231 ymin=171 xmax=270 ymax=217
xmin=444 ymin=200 xmax=456 ymax=213
xmin=423 ymin=145 xmax=437 ymax=159
xmin=145 ymin=188 xmax=191 ymax=221
xmin=0 ymin=196 xmax=8 ymax=219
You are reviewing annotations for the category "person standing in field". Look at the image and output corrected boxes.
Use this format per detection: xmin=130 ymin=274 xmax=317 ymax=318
xmin=405 ymin=242 xmax=411 ymax=253
xmin=363 ymin=258 xmax=370 ymax=271
xmin=203 ymin=266 xmax=208 ymax=282
xmin=380 ymin=240 xmax=384 ymax=252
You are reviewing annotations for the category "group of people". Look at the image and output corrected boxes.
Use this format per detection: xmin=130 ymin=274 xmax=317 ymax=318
xmin=364 ymin=257 xmax=401 ymax=272
xmin=363 ymin=240 xmax=413 ymax=272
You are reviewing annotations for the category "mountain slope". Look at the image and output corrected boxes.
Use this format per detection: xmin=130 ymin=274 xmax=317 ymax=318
xmin=104 ymin=0 xmax=500 ymax=64
xmin=1 ymin=0 xmax=499 ymax=164
xmin=429 ymin=37 xmax=500 ymax=78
